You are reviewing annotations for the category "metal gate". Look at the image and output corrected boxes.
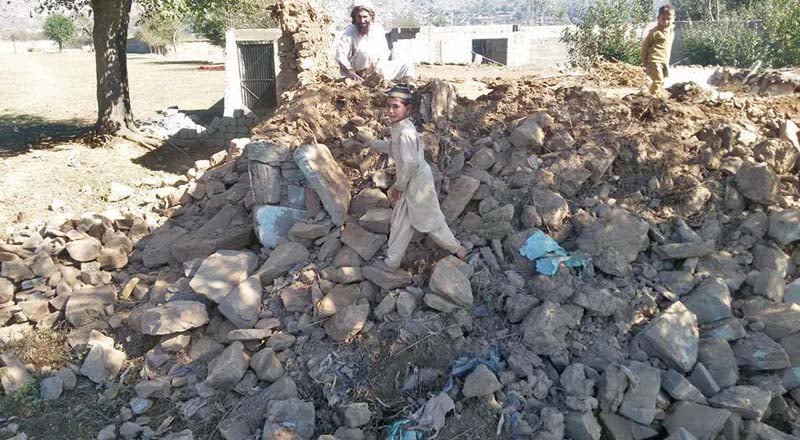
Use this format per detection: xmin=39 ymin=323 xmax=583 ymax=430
xmin=237 ymin=41 xmax=277 ymax=115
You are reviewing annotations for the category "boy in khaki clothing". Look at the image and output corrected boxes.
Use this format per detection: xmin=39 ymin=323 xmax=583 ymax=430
xmin=642 ymin=5 xmax=675 ymax=96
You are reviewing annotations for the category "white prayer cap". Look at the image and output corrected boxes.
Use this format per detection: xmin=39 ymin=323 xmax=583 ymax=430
xmin=351 ymin=0 xmax=376 ymax=11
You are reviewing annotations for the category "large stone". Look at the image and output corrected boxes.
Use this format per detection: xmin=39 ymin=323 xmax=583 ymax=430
xmin=735 ymin=162 xmax=779 ymax=204
xmin=262 ymin=398 xmax=315 ymax=440
xmin=0 ymin=352 xmax=34 ymax=394
xmin=564 ymin=411 xmax=601 ymax=440
xmin=1 ymin=260 xmax=34 ymax=282
xmin=744 ymin=302 xmax=800 ymax=340
xmin=769 ymin=209 xmax=800 ymax=245
xmin=341 ymin=402 xmax=371 ymax=428
xmin=661 ymin=369 xmax=707 ymax=404
xmin=218 ymin=377 xmax=299 ymax=440
xmin=294 ymin=144 xmax=351 ymax=226
xmin=522 ymin=301 xmax=582 ymax=356
xmin=135 ymin=378 xmax=171 ymax=399
xmin=39 ymin=375 xmax=63 ymax=400
xmin=189 ymin=250 xmax=258 ymax=303
xmin=362 ymin=265 xmax=412 ymax=290
xmin=288 ymin=222 xmax=330 ymax=241
xmin=423 ymin=293 xmax=458 ymax=313
xmin=65 ymin=285 xmax=117 ymax=327
xmin=577 ymin=208 xmax=649 ymax=277
xmin=780 ymin=119 xmax=800 ymax=151
xmin=141 ymin=227 xmax=186 ymax=268
xmin=30 ymin=252 xmax=57 ymax=277
xmin=218 ymin=276 xmax=262 ymax=329
xmin=697 ymin=338 xmax=738 ymax=389
xmin=206 ymin=341 xmax=249 ymax=390
xmin=141 ymin=301 xmax=210 ymax=335
xmin=532 ymin=188 xmax=569 ymax=229
xmin=462 ymin=364 xmax=502 ymax=397
xmin=65 ymin=237 xmax=102 ymax=262
xmin=358 ymin=208 xmax=392 ymax=234
xmin=320 ymin=267 xmax=363 ymax=284
xmin=324 ymin=303 xmax=369 ymax=342
xmin=429 ymin=256 xmax=473 ymax=307
xmin=441 ymin=175 xmax=480 ymax=222
xmin=696 ymin=252 xmax=746 ymax=292
xmin=655 ymin=241 xmax=715 ymax=260
xmin=635 ymin=301 xmax=698 ymax=373
xmin=254 ymin=205 xmax=307 ymax=249
xmin=316 ymin=284 xmax=361 ymax=317
xmin=682 ymin=278 xmax=732 ymax=325
xmin=733 ymin=332 xmax=789 ymax=370
xmin=257 ymin=242 xmax=310 ymax=284
xmin=251 ymin=348 xmax=284 ymax=382
xmin=597 ymin=412 xmax=658 ymax=440
xmin=709 ymin=386 xmax=771 ymax=420
xmin=349 ymin=188 xmax=390 ymax=217
xmin=81 ymin=330 xmax=126 ymax=384
xmin=688 ymin=363 xmax=720 ymax=397
xmin=509 ymin=115 xmax=545 ymax=148
xmin=340 ymin=223 xmax=387 ymax=261
xmin=170 ymin=205 xmax=254 ymax=263
xmin=664 ymin=401 xmax=730 ymax=440
xmin=618 ymin=362 xmax=660 ymax=425
xmin=19 ymin=292 xmax=51 ymax=322
xmin=0 ymin=277 xmax=13 ymax=303
xmin=753 ymin=269 xmax=785 ymax=302
xmin=476 ymin=204 xmax=514 ymax=240
xmin=753 ymin=138 xmax=798 ymax=174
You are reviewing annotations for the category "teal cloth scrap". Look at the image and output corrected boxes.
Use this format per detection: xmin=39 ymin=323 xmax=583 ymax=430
xmin=519 ymin=230 xmax=586 ymax=275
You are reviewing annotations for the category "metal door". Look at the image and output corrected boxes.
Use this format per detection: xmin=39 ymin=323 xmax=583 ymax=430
xmin=237 ymin=41 xmax=277 ymax=114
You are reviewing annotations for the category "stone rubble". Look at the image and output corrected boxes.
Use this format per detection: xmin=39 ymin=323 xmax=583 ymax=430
xmin=2 ymin=27 xmax=800 ymax=440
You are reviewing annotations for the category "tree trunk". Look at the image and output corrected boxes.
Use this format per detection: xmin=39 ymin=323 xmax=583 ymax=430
xmin=91 ymin=0 xmax=136 ymax=135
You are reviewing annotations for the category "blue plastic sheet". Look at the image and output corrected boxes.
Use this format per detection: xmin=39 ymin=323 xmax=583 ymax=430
xmin=519 ymin=230 xmax=586 ymax=275
xmin=387 ymin=420 xmax=424 ymax=440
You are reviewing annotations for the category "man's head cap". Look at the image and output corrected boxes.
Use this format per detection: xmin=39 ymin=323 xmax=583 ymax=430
xmin=352 ymin=1 xmax=375 ymax=13
xmin=387 ymin=85 xmax=413 ymax=102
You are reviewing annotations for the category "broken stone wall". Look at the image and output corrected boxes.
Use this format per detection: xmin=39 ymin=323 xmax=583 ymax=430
xmin=272 ymin=0 xmax=336 ymax=95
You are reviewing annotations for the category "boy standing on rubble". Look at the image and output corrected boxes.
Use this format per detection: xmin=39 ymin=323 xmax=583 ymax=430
xmin=642 ymin=5 xmax=676 ymax=96
xmin=359 ymin=85 xmax=466 ymax=271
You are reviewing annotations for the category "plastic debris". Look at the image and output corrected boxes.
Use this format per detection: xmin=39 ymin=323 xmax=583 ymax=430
xmin=387 ymin=347 xmax=504 ymax=440
xmin=519 ymin=230 xmax=586 ymax=275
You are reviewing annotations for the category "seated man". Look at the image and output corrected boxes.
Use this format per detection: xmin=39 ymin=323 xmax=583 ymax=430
xmin=335 ymin=2 xmax=415 ymax=82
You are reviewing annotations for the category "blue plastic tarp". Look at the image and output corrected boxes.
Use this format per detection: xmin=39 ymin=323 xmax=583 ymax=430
xmin=519 ymin=230 xmax=586 ymax=275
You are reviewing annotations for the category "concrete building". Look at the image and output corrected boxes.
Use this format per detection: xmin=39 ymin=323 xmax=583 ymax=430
xmin=386 ymin=25 xmax=569 ymax=67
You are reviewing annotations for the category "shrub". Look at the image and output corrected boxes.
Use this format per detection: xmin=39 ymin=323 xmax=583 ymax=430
xmin=682 ymin=20 xmax=765 ymax=67
xmin=755 ymin=0 xmax=800 ymax=67
xmin=560 ymin=0 xmax=650 ymax=67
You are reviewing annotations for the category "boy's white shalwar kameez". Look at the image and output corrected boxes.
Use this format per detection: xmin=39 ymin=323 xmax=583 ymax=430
xmin=370 ymin=118 xmax=460 ymax=269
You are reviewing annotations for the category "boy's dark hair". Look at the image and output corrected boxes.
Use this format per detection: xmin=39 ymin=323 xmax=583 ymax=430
xmin=387 ymin=84 xmax=413 ymax=105
xmin=658 ymin=4 xmax=675 ymax=17
xmin=351 ymin=6 xmax=375 ymax=23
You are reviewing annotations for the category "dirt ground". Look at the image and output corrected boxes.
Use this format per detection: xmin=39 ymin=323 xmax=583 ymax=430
xmin=0 ymin=52 xmax=225 ymax=151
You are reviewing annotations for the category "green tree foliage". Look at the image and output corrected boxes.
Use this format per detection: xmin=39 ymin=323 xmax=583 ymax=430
xmin=681 ymin=0 xmax=800 ymax=67
xmin=560 ymin=0 xmax=651 ymax=66
xmin=189 ymin=0 xmax=276 ymax=46
xmin=43 ymin=14 xmax=76 ymax=51
xmin=136 ymin=13 xmax=184 ymax=55
xmin=682 ymin=21 xmax=764 ymax=67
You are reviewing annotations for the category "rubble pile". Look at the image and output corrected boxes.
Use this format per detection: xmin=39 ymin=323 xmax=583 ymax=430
xmin=710 ymin=67 xmax=800 ymax=96
xmin=3 ymin=34 xmax=800 ymax=440
xmin=138 ymin=107 xmax=260 ymax=149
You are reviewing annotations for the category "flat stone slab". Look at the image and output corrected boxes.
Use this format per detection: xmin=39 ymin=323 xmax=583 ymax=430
xmin=254 ymin=205 xmax=307 ymax=249
xmin=141 ymin=301 xmax=210 ymax=335
xmin=733 ymin=332 xmax=790 ymax=370
xmin=189 ymin=250 xmax=258 ymax=303
xmin=340 ymin=223 xmax=387 ymax=261
xmin=664 ymin=401 xmax=730 ymax=440
xmin=635 ymin=301 xmax=698 ymax=373
xmin=709 ymin=385 xmax=772 ymax=420
xmin=294 ymin=144 xmax=351 ymax=226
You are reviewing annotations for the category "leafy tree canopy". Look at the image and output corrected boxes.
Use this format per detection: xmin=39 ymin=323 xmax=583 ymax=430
xmin=43 ymin=14 xmax=76 ymax=50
